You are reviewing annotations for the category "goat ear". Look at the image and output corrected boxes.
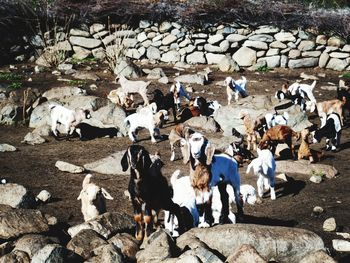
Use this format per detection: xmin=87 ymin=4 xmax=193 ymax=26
xmin=77 ymin=190 xmax=84 ymax=200
xmin=143 ymin=151 xmax=152 ymax=169
xmin=82 ymin=174 xmax=92 ymax=188
xmin=205 ymin=143 xmax=215 ymax=165
xmin=121 ymin=150 xmax=129 ymax=172
xmin=101 ymin=188 xmax=113 ymax=200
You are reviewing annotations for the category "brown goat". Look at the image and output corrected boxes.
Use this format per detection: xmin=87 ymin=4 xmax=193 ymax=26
xmin=298 ymin=128 xmax=323 ymax=163
xmin=258 ymin=125 xmax=300 ymax=159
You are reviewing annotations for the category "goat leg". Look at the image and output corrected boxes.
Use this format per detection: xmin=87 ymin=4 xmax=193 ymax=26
xmin=218 ymin=183 xmax=230 ymax=224
xmin=133 ymin=213 xmax=144 ymax=241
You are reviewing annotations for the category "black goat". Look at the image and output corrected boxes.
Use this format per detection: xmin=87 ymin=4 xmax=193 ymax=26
xmin=121 ymin=145 xmax=189 ymax=240
xmin=192 ymin=96 xmax=221 ymax=116
xmin=311 ymin=113 xmax=342 ymax=152
xmin=75 ymin=123 xmax=119 ymax=141
xmin=151 ymin=89 xmax=177 ymax=123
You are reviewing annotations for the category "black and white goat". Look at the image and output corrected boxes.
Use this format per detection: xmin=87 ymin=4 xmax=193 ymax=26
xmin=151 ymin=89 xmax=177 ymax=123
xmin=121 ymin=145 xmax=190 ymax=240
xmin=192 ymin=96 xmax=221 ymax=117
xmin=49 ymin=104 xmax=91 ymax=139
xmin=170 ymin=81 xmax=191 ymax=111
xmin=311 ymin=113 xmax=342 ymax=151
xmin=275 ymin=85 xmax=307 ymax=112
xmin=225 ymin=76 xmax=248 ymax=105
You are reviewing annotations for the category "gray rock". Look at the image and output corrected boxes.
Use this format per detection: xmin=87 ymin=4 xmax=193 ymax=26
xmin=0 ymin=184 xmax=36 ymax=209
xmin=92 ymin=47 xmax=106 ymax=60
xmin=310 ymin=175 xmax=323 ymax=184
xmin=73 ymin=71 xmax=100 ymax=81
xmin=226 ymin=244 xmax=267 ymax=263
xmin=108 ymin=233 xmax=139 ymax=261
xmin=174 ymin=74 xmax=206 ymax=85
xmin=289 ymin=49 xmax=301 ymax=59
xmin=70 ymin=28 xmax=90 ymax=37
xmin=84 ymin=151 xmax=128 ymax=175
xmin=146 ymin=46 xmax=161 ymax=60
xmin=218 ymin=55 xmax=240 ymax=72
xmin=313 ymin=206 xmax=324 ymax=215
xmin=0 ymin=209 xmax=50 ymax=239
xmin=226 ymin=34 xmax=247 ymax=42
xmin=254 ymin=26 xmax=280 ymax=34
xmin=247 ymin=60 xmax=267 ymax=71
xmin=219 ymin=40 xmax=230 ymax=52
xmin=288 ymin=57 xmax=319 ymax=68
xmin=281 ymin=55 xmax=288 ymax=67
xmin=327 ymin=36 xmax=346 ymax=47
xmin=162 ymin=34 xmax=178 ymax=45
xmin=61 ymin=95 xmax=107 ymax=111
xmin=102 ymin=34 xmax=116 ymax=46
xmin=274 ymin=32 xmax=296 ymax=42
xmin=342 ymin=44 xmax=350 ymax=52
xmin=14 ymin=234 xmax=56 ymax=258
xmin=186 ymin=52 xmax=206 ymax=64
xmin=181 ymin=247 xmax=223 ymax=263
xmin=257 ymin=55 xmax=280 ymax=68
xmin=68 ymin=212 xmax=133 ymax=239
xmin=329 ymin=52 xmax=350 ymax=58
xmin=326 ymin=58 xmax=348 ymax=71
xmin=208 ymin=34 xmax=224 ymax=45
xmin=0 ymin=103 xmax=19 ymax=125
xmin=55 ymin=161 xmax=85 ymax=173
xmin=270 ymin=41 xmax=287 ymax=49
xmin=93 ymin=30 xmax=108 ymax=39
xmin=206 ymin=53 xmax=226 ymax=65
xmin=323 ymin=218 xmax=336 ymax=232
xmin=21 ymin=131 xmax=47 ymax=145
xmin=136 ymin=230 xmax=177 ymax=263
xmin=316 ymin=35 xmax=327 ymax=45
xmin=232 ymin=47 xmax=257 ymax=67
xmin=243 ymin=40 xmax=268 ymax=50
xmin=56 ymin=40 xmax=72 ymax=51
xmin=114 ymin=58 xmax=143 ymax=78
xmin=181 ymin=224 xmax=324 ymax=263
xmin=114 ymin=30 xmax=136 ymax=38
xmin=70 ymin=36 xmax=102 ymax=49
xmin=249 ymin=34 xmax=274 ymax=43
xmin=276 ymin=160 xmax=337 ymax=179
xmin=319 ymin=52 xmax=330 ymax=68
xmin=42 ymin=86 xmax=86 ymax=100
xmin=31 ymin=244 xmax=81 ymax=263
xmin=204 ymin=44 xmax=222 ymax=53
xmin=159 ymin=22 xmax=172 ymax=33
xmin=298 ymin=40 xmax=315 ymax=51
xmin=146 ymin=68 xmax=166 ymax=79
xmin=266 ymin=48 xmax=279 ymax=56
xmin=302 ymin=51 xmax=321 ymax=57
xmin=0 ymin=144 xmax=16 ymax=152
xmin=67 ymin=229 xmax=108 ymax=259
xmin=332 ymin=239 xmax=350 ymax=252
xmin=161 ymin=50 xmax=180 ymax=63
xmin=36 ymin=190 xmax=52 ymax=203
xmin=0 ymin=250 xmax=30 ymax=263
xmin=92 ymin=244 xmax=124 ymax=263
xmin=137 ymin=32 xmax=148 ymax=42
xmin=139 ymin=20 xmax=151 ymax=29
xmin=90 ymin=23 xmax=105 ymax=34
xmin=185 ymin=116 xmax=220 ymax=133
xmin=192 ymin=33 xmax=208 ymax=39
xmin=299 ymin=250 xmax=336 ymax=263
xmin=158 ymin=76 xmax=169 ymax=84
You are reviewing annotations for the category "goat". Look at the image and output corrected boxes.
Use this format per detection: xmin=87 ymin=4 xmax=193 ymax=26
xmin=150 ymin=89 xmax=177 ymax=123
xmin=77 ymin=174 xmax=113 ymax=222
xmin=192 ymin=96 xmax=221 ymax=117
xmin=107 ymin=88 xmax=134 ymax=108
xmin=258 ymin=125 xmax=300 ymax=159
xmin=254 ymin=111 xmax=289 ymax=138
xmin=74 ymin=123 xmax=119 ymax=141
xmin=176 ymin=106 xmax=201 ymax=123
xmin=311 ymin=113 xmax=342 ymax=152
xmin=246 ymin=149 xmax=276 ymax=201
xmin=298 ymin=128 xmax=323 ymax=163
xmin=170 ymin=81 xmax=191 ymax=111
xmin=239 ymin=111 xmax=258 ymax=151
xmin=168 ymin=123 xmax=195 ymax=161
xmin=288 ymin=80 xmax=317 ymax=103
xmin=225 ymin=76 xmax=248 ymax=105
xmin=49 ymin=104 xmax=91 ymax=139
xmin=275 ymin=83 xmax=307 ymax=112
xmin=121 ymin=145 xmax=188 ymax=240
xmin=116 ymin=75 xmax=150 ymax=106
xmin=307 ymin=99 xmax=345 ymax=127
xmin=124 ymin=103 xmax=168 ymax=143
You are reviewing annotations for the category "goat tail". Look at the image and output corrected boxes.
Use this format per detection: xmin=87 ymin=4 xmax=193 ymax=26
xmin=170 ymin=170 xmax=181 ymax=186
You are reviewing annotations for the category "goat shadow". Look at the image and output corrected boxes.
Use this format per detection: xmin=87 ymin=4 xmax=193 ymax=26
xmin=243 ymin=214 xmax=297 ymax=227
xmin=275 ymin=176 xmax=306 ymax=198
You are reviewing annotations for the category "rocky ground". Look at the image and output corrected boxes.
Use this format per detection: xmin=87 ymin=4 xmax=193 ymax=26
xmin=0 ymin=61 xmax=350 ymax=262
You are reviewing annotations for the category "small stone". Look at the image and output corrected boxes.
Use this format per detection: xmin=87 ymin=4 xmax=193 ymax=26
xmin=276 ymin=173 xmax=288 ymax=182
xmin=310 ymin=175 xmax=323 ymax=183
xmin=313 ymin=206 xmax=324 ymax=214
xmin=336 ymin=232 xmax=350 ymax=239
xmin=332 ymin=239 xmax=350 ymax=252
xmin=323 ymin=217 xmax=336 ymax=232
xmin=36 ymin=190 xmax=52 ymax=203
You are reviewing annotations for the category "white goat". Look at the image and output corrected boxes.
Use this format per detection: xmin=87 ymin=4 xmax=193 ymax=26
xmin=265 ymin=111 xmax=289 ymax=129
xmin=288 ymin=80 xmax=317 ymax=103
xmin=77 ymin=174 xmax=113 ymax=222
xmin=124 ymin=103 xmax=168 ymax=143
xmin=170 ymin=81 xmax=191 ymax=110
xmin=116 ymin=75 xmax=150 ymax=106
xmin=224 ymin=76 xmax=248 ymax=105
xmin=49 ymin=104 xmax=91 ymax=137
xmin=107 ymin=88 xmax=134 ymax=108
xmin=246 ymin=149 xmax=276 ymax=200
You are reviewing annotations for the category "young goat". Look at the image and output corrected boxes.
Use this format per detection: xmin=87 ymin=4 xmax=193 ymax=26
xmin=116 ymin=75 xmax=150 ymax=106
xmin=307 ymin=99 xmax=345 ymax=127
xmin=239 ymin=111 xmax=258 ymax=151
xmin=298 ymin=128 xmax=323 ymax=163
xmin=49 ymin=104 xmax=91 ymax=139
xmin=225 ymin=76 xmax=248 ymax=105
xmin=121 ymin=145 xmax=187 ymax=240
xmin=168 ymin=123 xmax=195 ymax=161
xmin=77 ymin=174 xmax=113 ymax=222
xmin=75 ymin=123 xmax=119 ymax=141
xmin=170 ymin=81 xmax=191 ymax=111
xmin=288 ymin=80 xmax=317 ymax=103
xmin=192 ymin=96 xmax=221 ymax=117
xmin=246 ymin=149 xmax=276 ymax=201
xmin=275 ymin=83 xmax=307 ymax=112
xmin=311 ymin=113 xmax=342 ymax=152
xmin=150 ymin=89 xmax=177 ymax=123
xmin=124 ymin=103 xmax=168 ymax=143
xmin=254 ymin=112 xmax=289 ymax=138
xmin=258 ymin=125 xmax=300 ymax=159
xmin=107 ymin=88 xmax=134 ymax=108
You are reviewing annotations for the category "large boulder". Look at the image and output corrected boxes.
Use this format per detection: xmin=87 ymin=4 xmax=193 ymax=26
xmin=184 ymin=116 xmax=220 ymax=133
xmin=174 ymin=74 xmax=207 ymax=85
xmin=83 ymin=151 xmax=128 ymax=175
xmin=67 ymin=212 xmax=134 ymax=239
xmin=0 ymin=209 xmax=50 ymax=239
xmin=0 ymin=250 xmax=30 ymax=263
xmin=108 ymin=233 xmax=139 ymax=261
xmin=180 ymin=224 xmax=325 ymax=263
xmin=0 ymin=184 xmax=36 ymax=209
xmin=42 ymin=86 xmax=87 ymax=100
xmin=213 ymin=96 xmax=311 ymax=136
xmin=91 ymin=244 xmax=124 ymax=263
xmin=31 ymin=244 xmax=82 ymax=263
xmin=232 ymin=47 xmax=257 ymax=67
xmin=226 ymin=244 xmax=267 ymax=263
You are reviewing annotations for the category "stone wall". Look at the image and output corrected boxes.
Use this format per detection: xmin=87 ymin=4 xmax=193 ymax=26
xmin=36 ymin=20 xmax=350 ymax=71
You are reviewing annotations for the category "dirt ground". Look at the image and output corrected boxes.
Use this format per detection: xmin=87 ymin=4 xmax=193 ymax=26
xmin=0 ymin=62 xmax=349 ymax=262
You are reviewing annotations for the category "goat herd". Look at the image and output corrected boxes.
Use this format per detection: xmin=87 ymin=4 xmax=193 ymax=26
xmin=50 ymin=73 xmax=350 ymax=242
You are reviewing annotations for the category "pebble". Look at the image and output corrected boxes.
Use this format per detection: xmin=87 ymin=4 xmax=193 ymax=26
xmin=313 ymin=206 xmax=324 ymax=214
xmin=323 ymin=217 xmax=336 ymax=232
xmin=310 ymin=175 xmax=323 ymax=184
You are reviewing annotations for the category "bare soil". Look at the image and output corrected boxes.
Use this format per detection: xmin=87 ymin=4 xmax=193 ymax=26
xmin=0 ymin=62 xmax=349 ymax=262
